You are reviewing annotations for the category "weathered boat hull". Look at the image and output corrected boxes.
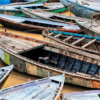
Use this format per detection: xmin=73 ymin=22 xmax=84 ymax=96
xmin=77 ymin=22 xmax=100 ymax=37
xmin=60 ymin=0 xmax=100 ymax=19
xmin=0 ymin=31 xmax=100 ymax=89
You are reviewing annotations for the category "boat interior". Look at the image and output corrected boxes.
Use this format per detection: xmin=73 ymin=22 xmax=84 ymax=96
xmin=50 ymin=33 xmax=100 ymax=51
xmin=49 ymin=16 xmax=76 ymax=23
xmin=15 ymin=6 xmax=50 ymax=10
xmin=20 ymin=46 xmax=100 ymax=76
xmin=22 ymin=20 xmax=63 ymax=28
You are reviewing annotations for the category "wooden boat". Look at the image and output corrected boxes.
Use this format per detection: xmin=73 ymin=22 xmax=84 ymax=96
xmin=0 ymin=3 xmax=66 ymax=17
xmin=0 ymin=14 xmax=81 ymax=32
xmin=0 ymin=31 xmax=100 ymax=89
xmin=42 ymin=29 xmax=100 ymax=55
xmin=0 ymin=74 xmax=65 ymax=100
xmin=21 ymin=7 xmax=91 ymax=23
xmin=60 ymin=0 xmax=100 ymax=19
xmin=0 ymin=65 xmax=14 ymax=89
xmin=77 ymin=20 xmax=100 ymax=37
xmin=61 ymin=90 xmax=100 ymax=100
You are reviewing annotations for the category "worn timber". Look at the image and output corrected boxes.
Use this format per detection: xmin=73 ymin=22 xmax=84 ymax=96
xmin=0 ymin=31 xmax=100 ymax=89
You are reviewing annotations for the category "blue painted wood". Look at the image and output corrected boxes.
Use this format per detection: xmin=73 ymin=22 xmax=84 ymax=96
xmin=60 ymin=0 xmax=100 ymax=19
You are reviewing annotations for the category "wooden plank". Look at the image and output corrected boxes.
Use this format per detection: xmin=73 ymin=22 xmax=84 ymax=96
xmin=48 ymin=32 xmax=54 ymax=36
xmin=54 ymin=34 xmax=62 ymax=38
xmin=82 ymin=39 xmax=96 ymax=48
xmin=71 ymin=37 xmax=85 ymax=45
xmin=63 ymin=35 xmax=73 ymax=42
xmin=0 ymin=35 xmax=43 ymax=54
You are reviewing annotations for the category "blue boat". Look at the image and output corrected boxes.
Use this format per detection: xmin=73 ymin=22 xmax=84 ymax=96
xmin=60 ymin=0 xmax=100 ymax=19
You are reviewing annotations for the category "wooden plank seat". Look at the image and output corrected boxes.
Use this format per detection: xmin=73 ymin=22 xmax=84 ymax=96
xmin=64 ymin=57 xmax=75 ymax=71
xmin=57 ymin=55 xmax=67 ymax=69
xmin=71 ymin=59 xmax=83 ymax=73
xmin=87 ymin=64 xmax=98 ymax=75
xmin=79 ymin=62 xmax=90 ymax=74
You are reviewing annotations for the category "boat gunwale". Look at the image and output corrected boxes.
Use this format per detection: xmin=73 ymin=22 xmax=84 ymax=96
xmin=0 ymin=31 xmax=100 ymax=81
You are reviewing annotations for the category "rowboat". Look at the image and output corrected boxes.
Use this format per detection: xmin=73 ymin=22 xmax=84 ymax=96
xmin=0 ymin=65 xmax=14 ymax=89
xmin=21 ymin=7 xmax=91 ymax=23
xmin=0 ymin=31 xmax=100 ymax=89
xmin=0 ymin=14 xmax=81 ymax=32
xmin=61 ymin=90 xmax=100 ymax=100
xmin=42 ymin=29 xmax=100 ymax=54
xmin=60 ymin=0 xmax=100 ymax=19
xmin=77 ymin=20 xmax=100 ymax=37
xmin=0 ymin=3 xmax=66 ymax=17
xmin=0 ymin=74 xmax=65 ymax=100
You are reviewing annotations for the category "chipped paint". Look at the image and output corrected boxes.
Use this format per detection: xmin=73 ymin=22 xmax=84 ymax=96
xmin=26 ymin=63 xmax=37 ymax=76
xmin=90 ymin=80 xmax=100 ymax=89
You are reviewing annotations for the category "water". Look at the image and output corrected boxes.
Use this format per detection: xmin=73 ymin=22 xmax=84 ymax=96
xmin=0 ymin=10 xmax=89 ymax=99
